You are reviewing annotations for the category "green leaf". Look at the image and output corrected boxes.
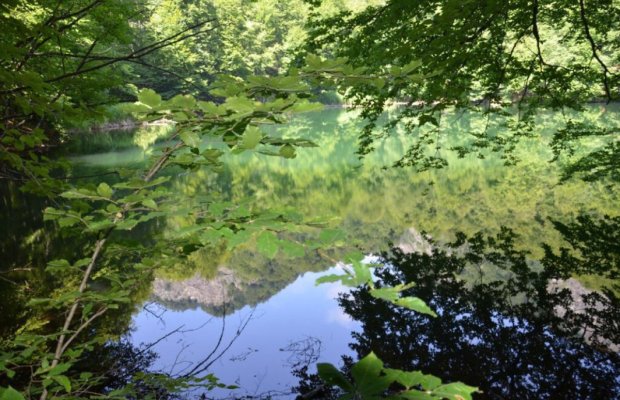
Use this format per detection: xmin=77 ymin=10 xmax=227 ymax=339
xmin=418 ymin=374 xmax=442 ymax=391
xmin=116 ymin=218 xmax=139 ymax=231
xmin=279 ymin=240 xmax=305 ymax=257
xmin=47 ymin=363 xmax=71 ymax=377
xmin=369 ymin=282 xmax=416 ymax=302
xmin=393 ymin=297 xmax=437 ymax=317
xmin=51 ymin=375 xmax=71 ymax=393
xmin=351 ymin=352 xmax=393 ymax=397
xmin=383 ymin=369 xmax=425 ymax=389
xmin=317 ymin=363 xmax=353 ymax=392
xmin=351 ymin=352 xmax=383 ymax=386
xmin=43 ymin=207 xmax=60 ymax=221
xmin=0 ymin=386 xmax=25 ymax=400
xmin=240 ymin=126 xmax=263 ymax=150
xmin=60 ymin=189 xmax=105 ymax=201
xmin=319 ymin=228 xmax=345 ymax=244
xmin=315 ymin=274 xmax=344 ymax=285
xmin=169 ymin=94 xmax=196 ymax=109
xmin=224 ymin=96 xmax=255 ymax=113
xmin=57 ymin=217 xmax=79 ymax=228
xmin=432 ymin=382 xmax=478 ymax=400
xmin=142 ymin=199 xmax=158 ymax=210
xmin=86 ymin=219 xmax=115 ymax=233
xmin=180 ymin=131 xmax=201 ymax=148
xmin=344 ymin=251 xmax=365 ymax=264
xmin=198 ymin=101 xmax=223 ymax=115
xmin=398 ymin=390 xmax=434 ymax=400
xmin=96 ymin=182 xmax=113 ymax=199
xmin=46 ymin=259 xmax=70 ymax=272
xmin=137 ymin=88 xmax=161 ymax=108
xmin=369 ymin=286 xmax=400 ymax=302
xmin=279 ymin=144 xmax=296 ymax=159
xmin=351 ymin=260 xmax=372 ymax=286
xmin=257 ymin=231 xmax=278 ymax=258
xmin=228 ymin=230 xmax=252 ymax=249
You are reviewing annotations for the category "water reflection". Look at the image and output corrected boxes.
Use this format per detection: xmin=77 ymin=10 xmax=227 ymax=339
xmin=295 ymin=220 xmax=620 ymax=399
xmin=131 ymin=266 xmax=359 ymax=398
xmin=2 ymin=107 xmax=619 ymax=398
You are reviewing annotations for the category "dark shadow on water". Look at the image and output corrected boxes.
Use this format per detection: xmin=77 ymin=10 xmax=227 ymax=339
xmin=295 ymin=217 xmax=620 ymax=400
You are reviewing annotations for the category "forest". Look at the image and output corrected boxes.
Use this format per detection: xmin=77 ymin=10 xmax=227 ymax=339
xmin=0 ymin=0 xmax=619 ymax=399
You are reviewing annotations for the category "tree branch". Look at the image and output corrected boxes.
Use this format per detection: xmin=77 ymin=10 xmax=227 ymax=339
xmin=2 ymin=19 xmax=217 ymax=94
xmin=578 ymin=0 xmax=612 ymax=102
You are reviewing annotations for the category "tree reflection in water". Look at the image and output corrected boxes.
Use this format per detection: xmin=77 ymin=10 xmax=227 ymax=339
xmin=296 ymin=216 xmax=620 ymax=400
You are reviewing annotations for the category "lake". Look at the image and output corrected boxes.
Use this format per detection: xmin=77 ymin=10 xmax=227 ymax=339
xmin=1 ymin=107 xmax=619 ymax=399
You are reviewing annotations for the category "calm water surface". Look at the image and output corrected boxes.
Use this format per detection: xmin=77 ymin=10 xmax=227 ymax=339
xmin=1 ymin=107 xmax=619 ymax=399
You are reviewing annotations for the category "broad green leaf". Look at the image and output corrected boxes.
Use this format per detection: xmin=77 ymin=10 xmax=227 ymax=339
xmin=86 ymin=219 xmax=115 ymax=233
xmin=47 ymin=362 xmax=72 ymax=377
xmin=279 ymin=144 xmax=296 ymax=159
xmin=279 ymin=240 xmax=305 ymax=257
xmin=43 ymin=207 xmax=60 ymax=221
xmin=398 ymin=390 xmax=434 ymax=400
xmin=383 ymin=369 xmax=427 ymax=389
xmin=0 ymin=386 xmax=25 ymax=400
xmin=57 ymin=217 xmax=79 ymax=228
xmin=351 ymin=260 xmax=372 ymax=286
xmin=116 ymin=218 xmax=139 ymax=230
xmin=344 ymin=251 xmax=365 ymax=264
xmin=51 ymin=375 xmax=71 ymax=393
xmin=369 ymin=286 xmax=400 ymax=302
xmin=169 ymin=94 xmax=196 ymax=109
xmin=46 ymin=259 xmax=70 ymax=272
xmin=418 ymin=374 xmax=442 ymax=391
xmin=198 ymin=101 xmax=223 ymax=115
xmin=224 ymin=96 xmax=255 ymax=113
xmin=96 ymin=182 xmax=113 ymax=199
xmin=351 ymin=352 xmax=392 ymax=397
xmin=180 ymin=131 xmax=201 ymax=148
xmin=351 ymin=352 xmax=383 ymax=385
xmin=240 ymin=126 xmax=263 ymax=150
xmin=393 ymin=297 xmax=437 ymax=317
xmin=137 ymin=88 xmax=161 ymax=108
xmin=142 ymin=199 xmax=157 ymax=210
xmin=317 ymin=363 xmax=353 ymax=391
xmin=257 ymin=231 xmax=278 ymax=258
xmin=228 ymin=230 xmax=252 ymax=249
xmin=319 ymin=228 xmax=345 ymax=244
xmin=370 ymin=282 xmax=416 ymax=302
xmin=432 ymin=382 xmax=478 ymax=400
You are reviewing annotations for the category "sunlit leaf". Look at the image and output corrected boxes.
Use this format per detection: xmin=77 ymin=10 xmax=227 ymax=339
xmin=393 ymin=297 xmax=437 ymax=317
xmin=257 ymin=231 xmax=278 ymax=258
xmin=96 ymin=183 xmax=113 ymax=199
xmin=137 ymin=88 xmax=161 ymax=108
xmin=240 ymin=126 xmax=263 ymax=150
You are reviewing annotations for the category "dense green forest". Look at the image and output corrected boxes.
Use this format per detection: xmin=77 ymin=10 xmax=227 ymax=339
xmin=0 ymin=0 xmax=618 ymax=399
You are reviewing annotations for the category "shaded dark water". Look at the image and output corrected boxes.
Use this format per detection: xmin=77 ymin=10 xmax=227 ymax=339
xmin=1 ymin=108 xmax=619 ymax=398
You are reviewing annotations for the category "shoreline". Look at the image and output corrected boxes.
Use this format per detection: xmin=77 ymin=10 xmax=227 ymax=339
xmin=80 ymin=99 xmax=618 ymax=133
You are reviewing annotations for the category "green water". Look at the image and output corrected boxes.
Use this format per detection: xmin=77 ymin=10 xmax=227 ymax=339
xmin=70 ymin=106 xmax=619 ymax=257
